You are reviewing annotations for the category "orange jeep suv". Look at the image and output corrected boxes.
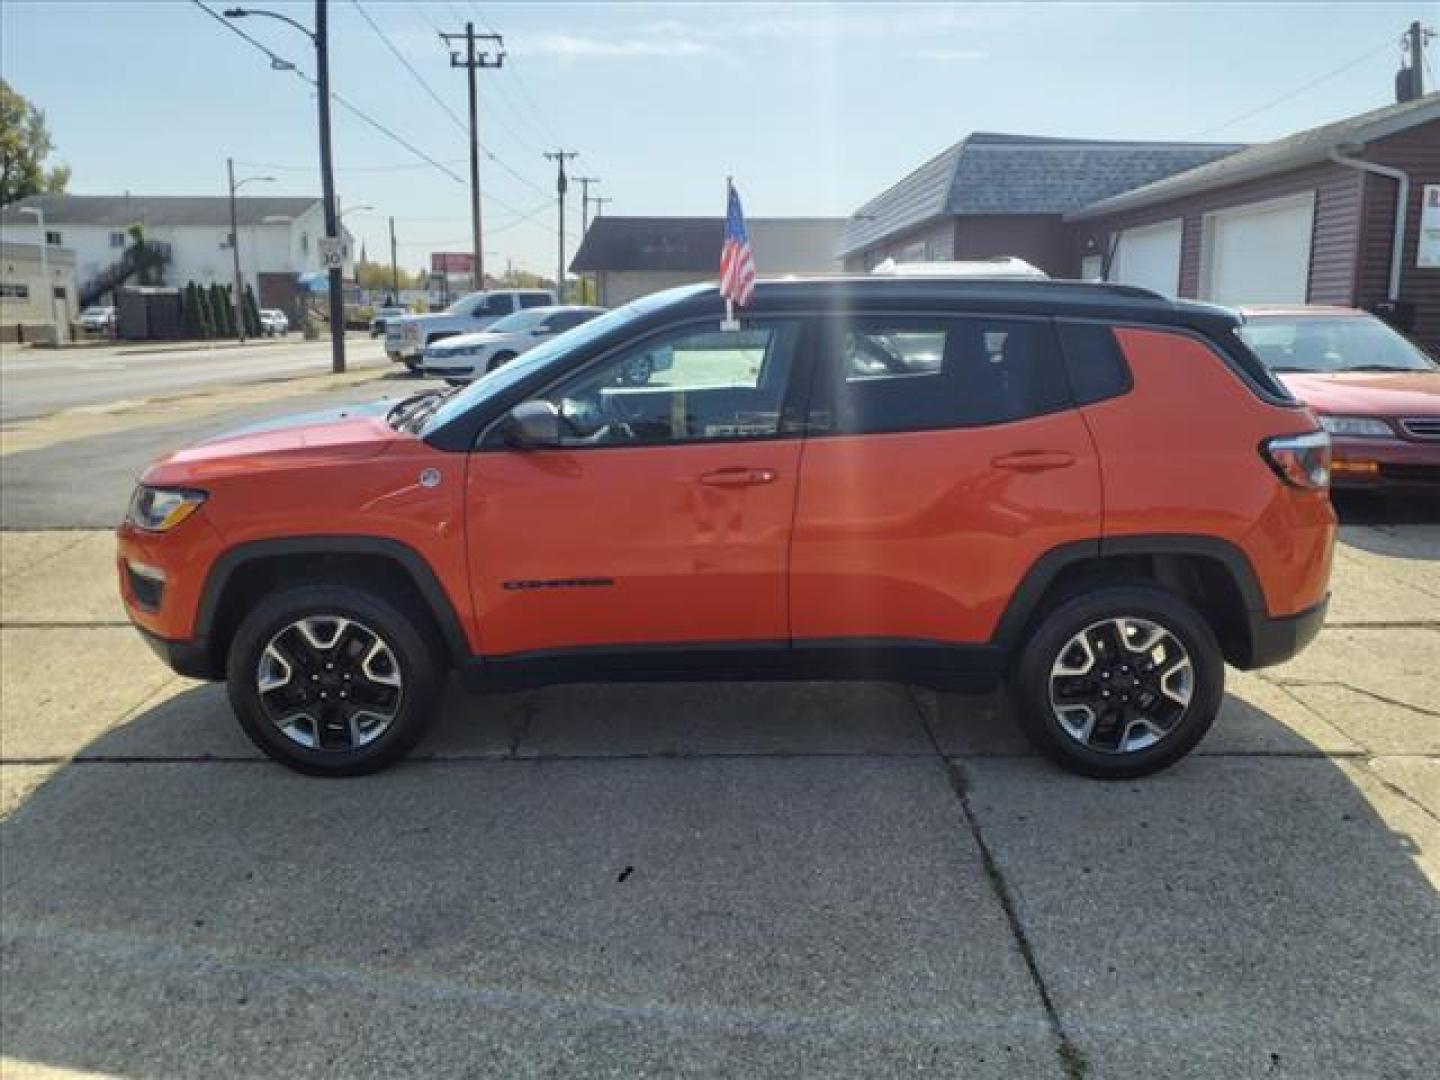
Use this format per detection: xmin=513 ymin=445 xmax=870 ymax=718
xmin=118 ymin=278 xmax=1335 ymax=778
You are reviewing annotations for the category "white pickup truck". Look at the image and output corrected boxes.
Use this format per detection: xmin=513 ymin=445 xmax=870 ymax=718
xmin=384 ymin=288 xmax=557 ymax=370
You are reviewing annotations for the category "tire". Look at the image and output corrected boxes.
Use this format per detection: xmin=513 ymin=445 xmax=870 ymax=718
xmin=1009 ymin=586 xmax=1223 ymax=779
xmin=226 ymin=582 xmax=444 ymax=776
xmin=486 ymin=351 xmax=516 ymax=372
xmin=403 ymin=359 xmax=421 ymax=374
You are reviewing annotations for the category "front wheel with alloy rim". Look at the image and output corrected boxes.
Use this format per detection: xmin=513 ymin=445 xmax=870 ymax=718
xmin=227 ymin=583 xmax=443 ymax=775
xmin=1011 ymin=586 xmax=1223 ymax=778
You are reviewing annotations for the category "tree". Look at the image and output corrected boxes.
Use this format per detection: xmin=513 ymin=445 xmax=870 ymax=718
xmin=182 ymin=283 xmax=202 ymax=339
xmin=209 ymin=283 xmax=234 ymax=338
xmin=0 ymin=79 xmax=69 ymax=206
xmin=242 ymin=284 xmax=262 ymax=338
xmin=354 ymin=259 xmax=424 ymax=292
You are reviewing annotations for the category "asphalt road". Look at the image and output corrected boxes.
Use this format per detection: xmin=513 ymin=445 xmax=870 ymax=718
xmin=0 ymin=336 xmax=390 ymax=422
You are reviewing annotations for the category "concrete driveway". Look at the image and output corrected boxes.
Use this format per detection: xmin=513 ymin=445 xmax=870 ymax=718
xmin=1 ymin=373 xmax=1437 ymax=1078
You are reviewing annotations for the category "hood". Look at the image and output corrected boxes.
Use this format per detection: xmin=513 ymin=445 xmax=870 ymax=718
xmin=144 ymin=400 xmax=402 ymax=483
xmin=397 ymin=312 xmax=457 ymax=326
xmin=430 ymin=330 xmax=511 ymax=352
xmin=1278 ymin=371 xmax=1440 ymax=417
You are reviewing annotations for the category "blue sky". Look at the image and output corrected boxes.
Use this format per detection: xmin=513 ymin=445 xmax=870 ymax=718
xmin=1 ymin=1 xmax=1430 ymax=279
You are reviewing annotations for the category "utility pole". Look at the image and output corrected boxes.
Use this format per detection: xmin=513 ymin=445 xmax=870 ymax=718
xmin=388 ymin=215 xmax=399 ymax=299
xmin=442 ymin=22 xmax=504 ymax=288
xmin=544 ymin=150 xmax=578 ymax=301
xmin=222 ymin=3 xmax=342 ymax=367
xmin=227 ymin=158 xmax=274 ymax=342
xmin=314 ymin=1 xmax=345 ymax=372
xmin=576 ymin=176 xmax=601 ymax=239
xmin=1398 ymin=20 xmax=1434 ymax=100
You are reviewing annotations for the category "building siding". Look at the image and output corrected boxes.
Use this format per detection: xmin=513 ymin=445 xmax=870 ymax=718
xmin=1355 ymin=120 xmax=1440 ymax=356
xmin=953 ymin=215 xmax=1074 ymax=276
xmin=1071 ymin=162 xmax=1363 ymax=304
xmin=843 ymin=218 xmax=955 ymax=272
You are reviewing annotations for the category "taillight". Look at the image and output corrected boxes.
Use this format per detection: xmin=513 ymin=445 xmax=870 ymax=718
xmin=1261 ymin=431 xmax=1331 ymax=490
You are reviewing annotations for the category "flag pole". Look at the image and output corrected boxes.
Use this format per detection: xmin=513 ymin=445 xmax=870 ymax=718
xmin=722 ymin=175 xmax=738 ymax=331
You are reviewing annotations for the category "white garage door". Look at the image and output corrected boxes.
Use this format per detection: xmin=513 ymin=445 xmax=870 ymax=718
xmin=1110 ymin=219 xmax=1182 ymax=295
xmin=1201 ymin=193 xmax=1315 ymax=306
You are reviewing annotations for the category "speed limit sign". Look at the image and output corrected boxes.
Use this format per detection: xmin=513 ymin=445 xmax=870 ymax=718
xmin=318 ymin=236 xmax=344 ymax=270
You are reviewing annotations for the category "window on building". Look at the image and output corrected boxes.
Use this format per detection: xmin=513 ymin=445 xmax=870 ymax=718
xmin=811 ymin=315 xmax=1071 ymax=435
xmin=543 ymin=320 xmax=802 ymax=447
xmin=45 ymin=231 xmax=62 ymax=246
xmin=53 ymin=286 xmax=67 ymax=301
xmin=0 ymin=283 xmax=31 ymax=299
xmin=110 ymin=232 xmax=127 ymax=249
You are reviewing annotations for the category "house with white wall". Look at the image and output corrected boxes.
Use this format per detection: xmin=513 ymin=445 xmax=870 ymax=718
xmin=0 ymin=194 xmax=355 ymax=319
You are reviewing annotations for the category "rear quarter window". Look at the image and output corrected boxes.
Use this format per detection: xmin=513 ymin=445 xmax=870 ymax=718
xmin=1056 ymin=322 xmax=1133 ymax=406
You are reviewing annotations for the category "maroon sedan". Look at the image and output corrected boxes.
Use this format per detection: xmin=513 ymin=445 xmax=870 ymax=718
xmin=1239 ymin=306 xmax=1438 ymax=491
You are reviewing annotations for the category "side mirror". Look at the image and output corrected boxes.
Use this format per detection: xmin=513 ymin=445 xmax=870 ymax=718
xmin=498 ymin=400 xmax=562 ymax=449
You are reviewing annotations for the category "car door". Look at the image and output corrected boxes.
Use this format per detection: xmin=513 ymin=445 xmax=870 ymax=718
xmin=789 ymin=312 xmax=1102 ymax=646
xmin=466 ymin=316 xmax=809 ymax=657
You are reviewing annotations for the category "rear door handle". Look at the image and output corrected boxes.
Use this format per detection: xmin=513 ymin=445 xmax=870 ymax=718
xmin=991 ymin=451 xmax=1076 ymax=472
xmin=699 ymin=467 xmax=778 ymax=487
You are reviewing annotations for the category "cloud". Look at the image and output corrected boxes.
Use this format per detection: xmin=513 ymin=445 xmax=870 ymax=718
xmin=523 ymin=31 xmax=711 ymax=60
xmin=914 ymin=47 xmax=989 ymax=61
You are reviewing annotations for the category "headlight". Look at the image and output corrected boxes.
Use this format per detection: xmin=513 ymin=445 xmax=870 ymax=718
xmin=127 ymin=486 xmax=206 ymax=531
xmin=1318 ymin=415 xmax=1392 ymax=437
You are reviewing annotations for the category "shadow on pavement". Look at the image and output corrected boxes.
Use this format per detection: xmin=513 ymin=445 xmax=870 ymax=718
xmin=2 ymin=680 xmax=1436 ymax=1078
xmin=1333 ymin=493 xmax=1440 ymax=561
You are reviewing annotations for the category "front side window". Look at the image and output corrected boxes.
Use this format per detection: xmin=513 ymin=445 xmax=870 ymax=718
xmin=478 ymin=294 xmax=514 ymax=318
xmin=542 ymin=310 xmax=596 ymax=333
xmin=812 ymin=315 xmax=1070 ymax=434
xmin=541 ymin=320 xmax=801 ymax=447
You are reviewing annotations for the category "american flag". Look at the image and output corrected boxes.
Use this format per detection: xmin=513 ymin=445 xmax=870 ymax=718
xmin=719 ymin=180 xmax=756 ymax=307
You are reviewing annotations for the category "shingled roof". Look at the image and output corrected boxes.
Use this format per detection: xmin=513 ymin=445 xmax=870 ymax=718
xmin=838 ymin=133 xmax=1244 ymax=257
xmin=1068 ymin=92 xmax=1440 ymax=221
xmin=571 ymin=216 xmax=845 ymax=274
xmin=0 ymin=194 xmax=324 ymax=230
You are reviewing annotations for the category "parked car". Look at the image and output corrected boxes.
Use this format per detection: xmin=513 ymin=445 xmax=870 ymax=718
xmin=259 ymin=309 xmax=289 ymax=337
xmin=370 ymin=304 xmax=409 ymax=338
xmin=119 ymin=276 xmax=1335 ymax=778
xmin=421 ymin=305 xmax=606 ymax=383
xmin=79 ymin=306 xmax=116 ymax=335
xmin=1238 ymin=306 xmax=1438 ymax=491
xmin=385 ymin=289 xmax=557 ymax=371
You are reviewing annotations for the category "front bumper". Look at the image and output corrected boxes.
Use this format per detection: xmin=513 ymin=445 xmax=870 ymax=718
xmin=133 ymin=622 xmax=219 ymax=681
xmin=422 ymin=361 xmax=480 ymax=379
xmin=1329 ymin=435 xmax=1440 ymax=490
xmin=1241 ymin=594 xmax=1328 ymax=669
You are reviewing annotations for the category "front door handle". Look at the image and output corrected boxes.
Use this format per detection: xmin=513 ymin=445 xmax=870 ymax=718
xmin=699 ymin=467 xmax=778 ymax=487
xmin=991 ymin=451 xmax=1076 ymax=472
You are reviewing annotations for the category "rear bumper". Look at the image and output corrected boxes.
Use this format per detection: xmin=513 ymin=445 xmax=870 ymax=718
xmin=1241 ymin=594 xmax=1328 ymax=670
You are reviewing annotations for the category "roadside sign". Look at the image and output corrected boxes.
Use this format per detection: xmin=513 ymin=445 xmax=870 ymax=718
xmin=318 ymin=236 xmax=345 ymax=271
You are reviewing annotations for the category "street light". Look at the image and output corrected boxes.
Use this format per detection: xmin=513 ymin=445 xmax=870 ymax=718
xmin=224 ymin=3 xmax=346 ymax=373
xmin=227 ymin=159 xmax=274 ymax=343
xmin=17 ymin=207 xmax=64 ymax=344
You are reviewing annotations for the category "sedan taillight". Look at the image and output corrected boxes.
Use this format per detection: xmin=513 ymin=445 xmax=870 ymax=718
xmin=1262 ymin=431 xmax=1331 ymax=490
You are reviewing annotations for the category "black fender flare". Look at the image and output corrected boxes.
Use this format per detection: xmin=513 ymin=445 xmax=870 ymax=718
xmin=990 ymin=534 xmax=1266 ymax=654
xmin=195 ymin=536 xmax=472 ymax=663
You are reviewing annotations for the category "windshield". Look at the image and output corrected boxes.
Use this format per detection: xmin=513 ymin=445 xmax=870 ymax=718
xmin=1239 ymin=315 xmax=1436 ymax=374
xmin=484 ymin=308 xmax=551 ymax=334
xmin=445 ymin=292 xmax=482 ymax=315
xmin=421 ymin=302 xmax=649 ymax=435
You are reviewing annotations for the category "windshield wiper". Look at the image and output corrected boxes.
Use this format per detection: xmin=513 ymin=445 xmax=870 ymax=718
xmin=399 ymin=387 xmax=460 ymax=433
xmin=1341 ymin=364 xmax=1427 ymax=373
xmin=386 ymin=389 xmax=449 ymax=428
xmin=1267 ymin=366 xmax=1313 ymax=373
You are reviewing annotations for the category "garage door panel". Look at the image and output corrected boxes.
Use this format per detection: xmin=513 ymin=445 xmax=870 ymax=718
xmin=1202 ymin=194 xmax=1315 ymax=306
xmin=1111 ymin=220 xmax=1182 ymax=296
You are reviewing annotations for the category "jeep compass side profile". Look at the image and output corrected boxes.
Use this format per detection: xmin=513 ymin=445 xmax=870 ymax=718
xmin=118 ymin=277 xmax=1335 ymax=778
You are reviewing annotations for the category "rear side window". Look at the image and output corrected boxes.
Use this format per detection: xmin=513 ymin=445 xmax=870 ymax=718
xmin=811 ymin=315 xmax=1071 ymax=435
xmin=518 ymin=292 xmax=552 ymax=309
xmin=1056 ymin=321 xmax=1132 ymax=405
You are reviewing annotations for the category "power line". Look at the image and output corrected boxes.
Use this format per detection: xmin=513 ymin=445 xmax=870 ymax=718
xmin=470 ymin=3 xmax=562 ymax=146
xmin=235 ymin=158 xmax=467 ymax=173
xmin=1189 ymin=38 xmax=1396 ymax=137
xmin=190 ymin=1 xmax=467 ymax=185
xmin=352 ymin=0 xmax=467 ymax=135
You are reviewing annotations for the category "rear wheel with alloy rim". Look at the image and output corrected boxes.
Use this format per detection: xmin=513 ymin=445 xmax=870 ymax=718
xmin=1011 ymin=586 xmax=1222 ymax=778
xmin=228 ymin=583 xmax=442 ymax=775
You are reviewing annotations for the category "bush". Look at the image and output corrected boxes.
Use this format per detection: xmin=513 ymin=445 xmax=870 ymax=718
xmin=209 ymin=283 xmax=234 ymax=338
xmin=242 ymin=284 xmax=262 ymax=338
